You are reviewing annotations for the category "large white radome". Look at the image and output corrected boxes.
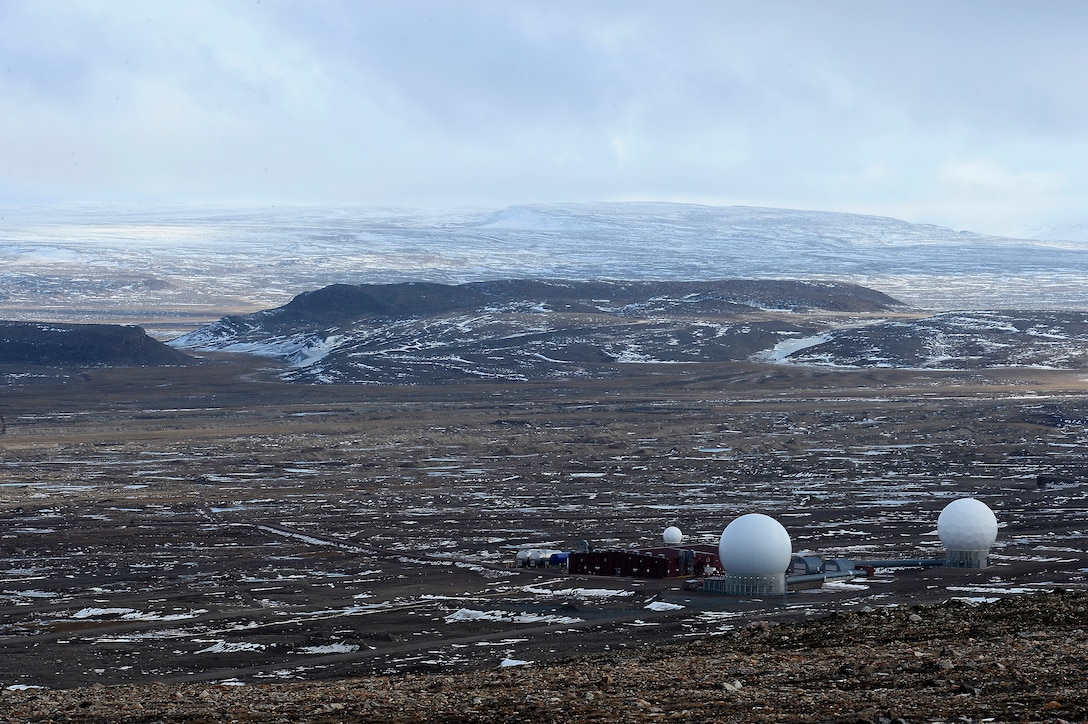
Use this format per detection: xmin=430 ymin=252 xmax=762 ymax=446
xmin=718 ymin=513 xmax=792 ymax=576
xmin=662 ymin=526 xmax=683 ymax=546
xmin=937 ymin=497 xmax=998 ymax=551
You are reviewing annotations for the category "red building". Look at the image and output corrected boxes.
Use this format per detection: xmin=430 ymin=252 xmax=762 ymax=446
xmin=567 ymin=544 xmax=721 ymax=579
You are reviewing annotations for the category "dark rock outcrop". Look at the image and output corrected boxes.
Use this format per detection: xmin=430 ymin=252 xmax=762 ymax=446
xmin=0 ymin=321 xmax=194 ymax=367
xmin=277 ymin=279 xmax=902 ymax=325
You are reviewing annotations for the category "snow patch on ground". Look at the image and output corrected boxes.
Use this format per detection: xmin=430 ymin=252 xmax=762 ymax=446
xmin=520 ymin=585 xmax=635 ymax=598
xmin=443 ymin=608 xmax=583 ymax=625
xmin=644 ymin=601 xmax=685 ymax=611
xmin=756 ymin=334 xmax=833 ymax=362
xmin=499 ymin=657 xmax=533 ymax=667
xmin=195 ymin=640 xmax=267 ymax=654
xmin=297 ymin=643 xmax=359 ymax=655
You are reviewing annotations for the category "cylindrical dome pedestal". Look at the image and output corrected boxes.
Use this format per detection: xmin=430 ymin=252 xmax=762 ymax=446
xmin=944 ymin=548 xmax=990 ymax=568
xmin=720 ymin=572 xmax=786 ymax=595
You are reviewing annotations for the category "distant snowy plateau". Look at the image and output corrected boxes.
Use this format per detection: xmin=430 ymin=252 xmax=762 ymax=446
xmin=4 ymin=202 xmax=1087 ymax=313
xmin=4 ymin=202 xmax=1088 ymax=381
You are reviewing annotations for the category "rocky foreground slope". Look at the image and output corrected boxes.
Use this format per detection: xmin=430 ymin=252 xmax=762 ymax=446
xmin=4 ymin=590 xmax=1086 ymax=723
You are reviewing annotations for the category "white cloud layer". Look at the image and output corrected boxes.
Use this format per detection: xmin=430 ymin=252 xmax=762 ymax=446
xmin=1 ymin=0 xmax=1086 ymax=235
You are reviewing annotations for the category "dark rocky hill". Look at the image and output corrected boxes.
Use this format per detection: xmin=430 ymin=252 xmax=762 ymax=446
xmin=172 ymin=281 xmax=1088 ymax=383
xmin=172 ymin=279 xmax=903 ymax=384
xmin=278 ymin=279 xmax=902 ymax=324
xmin=278 ymin=282 xmax=494 ymax=324
xmin=0 ymin=321 xmax=195 ymax=367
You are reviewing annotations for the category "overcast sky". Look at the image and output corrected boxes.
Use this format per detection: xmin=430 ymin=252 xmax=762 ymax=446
xmin=2 ymin=1 xmax=1086 ymax=235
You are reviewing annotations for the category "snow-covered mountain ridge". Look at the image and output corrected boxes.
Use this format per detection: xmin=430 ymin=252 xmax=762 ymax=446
xmin=3 ymin=202 xmax=1088 ymax=330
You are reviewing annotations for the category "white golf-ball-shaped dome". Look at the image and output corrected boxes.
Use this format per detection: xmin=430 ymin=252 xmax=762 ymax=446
xmin=662 ymin=526 xmax=683 ymax=545
xmin=718 ymin=513 xmax=792 ymax=576
xmin=938 ymin=497 xmax=998 ymax=551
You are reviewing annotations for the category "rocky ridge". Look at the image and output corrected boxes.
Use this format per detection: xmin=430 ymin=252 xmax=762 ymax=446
xmin=171 ymin=279 xmax=1088 ymax=384
xmin=170 ymin=279 xmax=903 ymax=384
xmin=0 ymin=321 xmax=194 ymax=367
xmin=4 ymin=590 xmax=1086 ymax=723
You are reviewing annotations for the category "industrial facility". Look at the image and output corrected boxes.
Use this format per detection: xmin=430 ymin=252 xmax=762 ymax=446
xmin=513 ymin=497 xmax=1002 ymax=596
xmin=566 ymin=543 xmax=721 ymax=578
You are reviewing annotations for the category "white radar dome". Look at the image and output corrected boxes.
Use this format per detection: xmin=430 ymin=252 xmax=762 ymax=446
xmin=718 ymin=513 xmax=792 ymax=576
xmin=938 ymin=497 xmax=998 ymax=551
xmin=662 ymin=526 xmax=683 ymax=546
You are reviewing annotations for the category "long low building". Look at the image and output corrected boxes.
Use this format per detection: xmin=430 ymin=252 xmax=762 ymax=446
xmin=567 ymin=544 xmax=721 ymax=579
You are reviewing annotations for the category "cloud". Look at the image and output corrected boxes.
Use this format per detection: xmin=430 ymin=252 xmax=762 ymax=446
xmin=1 ymin=1 xmax=1087 ymax=234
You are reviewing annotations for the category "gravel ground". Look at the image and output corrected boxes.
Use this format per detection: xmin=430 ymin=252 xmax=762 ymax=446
xmin=4 ymin=590 xmax=1086 ymax=723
